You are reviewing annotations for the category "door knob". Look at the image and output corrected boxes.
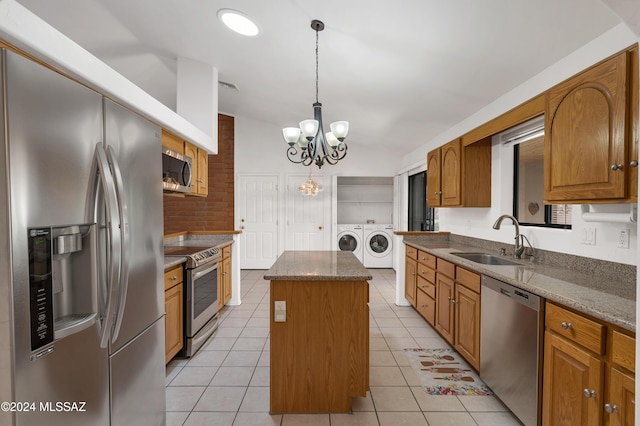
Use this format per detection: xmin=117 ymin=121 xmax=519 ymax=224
xmin=604 ymin=403 xmax=619 ymax=413
xmin=561 ymin=322 xmax=573 ymax=330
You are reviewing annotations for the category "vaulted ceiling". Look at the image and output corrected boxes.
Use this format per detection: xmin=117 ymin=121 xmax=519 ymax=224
xmin=18 ymin=0 xmax=622 ymax=157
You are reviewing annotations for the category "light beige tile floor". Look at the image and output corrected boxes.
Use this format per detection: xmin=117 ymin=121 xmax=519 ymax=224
xmin=166 ymin=269 xmax=523 ymax=426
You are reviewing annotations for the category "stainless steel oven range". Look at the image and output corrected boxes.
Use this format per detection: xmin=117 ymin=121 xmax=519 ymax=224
xmin=164 ymin=245 xmax=221 ymax=357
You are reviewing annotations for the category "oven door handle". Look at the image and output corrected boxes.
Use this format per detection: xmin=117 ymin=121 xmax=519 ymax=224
xmin=192 ymin=263 xmax=218 ymax=280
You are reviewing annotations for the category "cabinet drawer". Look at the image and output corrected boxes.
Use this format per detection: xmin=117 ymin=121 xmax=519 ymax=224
xmin=417 ymin=276 xmax=436 ymax=299
xmin=455 ymin=267 xmax=480 ymax=293
xmin=405 ymin=245 xmax=418 ymax=260
xmin=417 ymin=265 xmax=435 ymax=284
xmin=417 ymin=250 xmax=436 ymax=269
xmin=546 ymin=302 xmax=605 ymax=355
xmin=416 ymin=289 xmax=435 ymax=326
xmin=436 ymin=258 xmax=455 ymax=278
xmin=222 ymin=244 xmax=231 ymax=259
xmin=611 ymin=331 xmax=635 ymax=373
xmin=164 ymin=265 xmax=183 ymax=291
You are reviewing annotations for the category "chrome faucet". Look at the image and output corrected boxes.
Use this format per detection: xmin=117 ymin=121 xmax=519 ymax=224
xmin=492 ymin=214 xmax=525 ymax=259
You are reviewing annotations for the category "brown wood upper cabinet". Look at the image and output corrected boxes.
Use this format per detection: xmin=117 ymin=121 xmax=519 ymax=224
xmin=184 ymin=142 xmax=208 ymax=197
xmin=545 ymin=45 xmax=638 ymax=203
xmin=427 ymin=137 xmax=491 ymax=207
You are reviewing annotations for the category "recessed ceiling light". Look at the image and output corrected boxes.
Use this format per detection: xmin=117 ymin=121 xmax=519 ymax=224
xmin=218 ymin=9 xmax=259 ymax=36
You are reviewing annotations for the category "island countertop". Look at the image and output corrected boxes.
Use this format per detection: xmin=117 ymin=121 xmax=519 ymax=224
xmin=264 ymin=251 xmax=373 ymax=281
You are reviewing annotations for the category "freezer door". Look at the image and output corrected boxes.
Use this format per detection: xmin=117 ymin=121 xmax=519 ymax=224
xmin=110 ymin=318 xmax=166 ymax=426
xmin=14 ymin=326 xmax=109 ymax=426
xmin=103 ymin=99 xmax=164 ymax=354
xmin=3 ymin=50 xmax=108 ymax=425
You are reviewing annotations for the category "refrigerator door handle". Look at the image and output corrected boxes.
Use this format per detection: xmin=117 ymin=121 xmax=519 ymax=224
xmin=93 ymin=143 xmax=122 ymax=349
xmin=107 ymin=146 xmax=130 ymax=343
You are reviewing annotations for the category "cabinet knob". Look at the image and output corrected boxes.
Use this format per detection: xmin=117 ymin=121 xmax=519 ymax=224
xmin=631 ymin=160 xmax=638 ymax=168
xmin=604 ymin=403 xmax=619 ymax=414
xmin=171 ymin=276 xmax=177 ymax=281
xmin=583 ymin=389 xmax=597 ymax=398
xmin=561 ymin=322 xmax=573 ymax=330
xmin=447 ymin=296 xmax=451 ymax=301
xmin=451 ymin=299 xmax=457 ymax=305
xmin=421 ymin=304 xmax=427 ymax=308
xmin=611 ymin=164 xmax=623 ymax=171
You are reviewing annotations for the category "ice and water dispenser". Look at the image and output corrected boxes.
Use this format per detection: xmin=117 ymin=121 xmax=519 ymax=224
xmin=28 ymin=225 xmax=98 ymax=355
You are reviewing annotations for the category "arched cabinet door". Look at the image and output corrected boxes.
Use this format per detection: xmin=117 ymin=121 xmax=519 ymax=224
xmin=544 ymin=51 xmax=629 ymax=202
xmin=440 ymin=139 xmax=461 ymax=206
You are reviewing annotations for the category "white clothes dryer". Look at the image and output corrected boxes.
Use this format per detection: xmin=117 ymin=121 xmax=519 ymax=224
xmin=363 ymin=224 xmax=394 ymax=268
xmin=337 ymin=224 xmax=364 ymax=263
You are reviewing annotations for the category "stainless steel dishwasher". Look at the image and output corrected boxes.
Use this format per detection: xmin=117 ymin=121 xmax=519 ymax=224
xmin=480 ymin=275 xmax=544 ymax=426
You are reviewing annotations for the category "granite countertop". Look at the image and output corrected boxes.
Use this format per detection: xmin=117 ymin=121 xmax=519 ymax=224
xmin=264 ymin=251 xmax=373 ymax=281
xmin=163 ymin=234 xmax=235 ymax=270
xmin=405 ymin=240 xmax=636 ymax=332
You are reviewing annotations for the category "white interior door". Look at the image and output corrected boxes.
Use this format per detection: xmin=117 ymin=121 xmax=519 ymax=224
xmin=237 ymin=174 xmax=279 ymax=268
xmin=286 ymin=174 xmax=327 ymax=251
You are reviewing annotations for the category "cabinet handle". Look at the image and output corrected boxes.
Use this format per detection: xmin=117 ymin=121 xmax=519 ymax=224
xmin=196 ymin=179 xmax=204 ymax=183
xmin=447 ymin=296 xmax=451 ymax=301
xmin=421 ymin=304 xmax=428 ymax=308
xmin=611 ymin=164 xmax=623 ymax=171
xmin=451 ymin=299 xmax=457 ymax=305
xmin=631 ymin=160 xmax=638 ymax=168
xmin=583 ymin=389 xmax=597 ymax=398
xmin=171 ymin=276 xmax=177 ymax=281
xmin=604 ymin=403 xmax=619 ymax=414
xmin=561 ymin=322 xmax=573 ymax=330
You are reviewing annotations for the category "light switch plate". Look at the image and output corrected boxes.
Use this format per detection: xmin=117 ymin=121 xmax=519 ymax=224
xmin=274 ymin=300 xmax=286 ymax=322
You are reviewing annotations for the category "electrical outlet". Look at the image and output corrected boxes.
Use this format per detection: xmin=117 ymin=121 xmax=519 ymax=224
xmin=274 ymin=300 xmax=286 ymax=322
xmin=618 ymin=228 xmax=630 ymax=249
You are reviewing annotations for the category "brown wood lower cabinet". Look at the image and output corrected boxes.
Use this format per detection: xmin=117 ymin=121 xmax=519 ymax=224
xmin=453 ymin=283 xmax=480 ymax=370
xmin=542 ymin=331 xmax=603 ymax=426
xmin=435 ymin=272 xmax=455 ymax=343
xmin=218 ymin=244 xmax=232 ymax=310
xmin=164 ymin=265 xmax=184 ymax=364
xmin=542 ymin=302 xmax=635 ymax=426
xmin=405 ymin=255 xmax=417 ymax=307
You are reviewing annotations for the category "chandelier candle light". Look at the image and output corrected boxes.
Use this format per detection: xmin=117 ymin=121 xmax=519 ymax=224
xmin=282 ymin=19 xmax=349 ymax=169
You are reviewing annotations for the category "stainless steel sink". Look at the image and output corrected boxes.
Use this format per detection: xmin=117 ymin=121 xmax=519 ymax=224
xmin=452 ymin=252 xmax=521 ymax=266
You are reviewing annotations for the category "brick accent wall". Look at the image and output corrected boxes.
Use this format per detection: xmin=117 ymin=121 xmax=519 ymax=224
xmin=163 ymin=114 xmax=234 ymax=234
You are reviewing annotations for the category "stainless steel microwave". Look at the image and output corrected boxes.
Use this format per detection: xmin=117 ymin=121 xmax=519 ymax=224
xmin=162 ymin=146 xmax=192 ymax=193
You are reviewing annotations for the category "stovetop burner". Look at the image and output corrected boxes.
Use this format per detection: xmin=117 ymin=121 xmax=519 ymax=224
xmin=164 ymin=245 xmax=220 ymax=268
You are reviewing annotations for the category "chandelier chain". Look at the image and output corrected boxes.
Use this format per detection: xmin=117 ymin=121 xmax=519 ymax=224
xmin=315 ymin=27 xmax=319 ymax=103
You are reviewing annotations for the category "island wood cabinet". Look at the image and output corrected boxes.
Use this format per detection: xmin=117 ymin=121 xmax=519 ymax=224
xmin=164 ymin=265 xmax=184 ymax=363
xmin=542 ymin=302 xmax=636 ymax=426
xmin=218 ymin=244 xmax=232 ymax=310
xmin=545 ymin=45 xmax=638 ymax=203
xmin=426 ymin=137 xmax=491 ymax=207
xmin=162 ymin=129 xmax=208 ymax=197
xmin=270 ymin=279 xmax=369 ymax=413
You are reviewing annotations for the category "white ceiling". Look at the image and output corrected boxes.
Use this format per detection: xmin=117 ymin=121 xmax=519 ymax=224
xmin=18 ymin=0 xmax=622 ymax=157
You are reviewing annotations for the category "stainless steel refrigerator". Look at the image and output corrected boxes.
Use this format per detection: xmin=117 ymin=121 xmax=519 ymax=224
xmin=0 ymin=49 xmax=166 ymax=425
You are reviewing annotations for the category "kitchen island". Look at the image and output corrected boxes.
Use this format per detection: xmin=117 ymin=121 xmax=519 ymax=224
xmin=264 ymin=251 xmax=372 ymax=413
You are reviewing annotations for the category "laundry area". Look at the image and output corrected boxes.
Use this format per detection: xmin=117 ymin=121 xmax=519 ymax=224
xmin=336 ymin=177 xmax=394 ymax=268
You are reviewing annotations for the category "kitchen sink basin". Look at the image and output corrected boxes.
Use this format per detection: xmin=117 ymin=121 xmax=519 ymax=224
xmin=452 ymin=252 xmax=521 ymax=266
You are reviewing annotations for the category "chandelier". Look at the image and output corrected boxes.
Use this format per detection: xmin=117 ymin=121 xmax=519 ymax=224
xmin=282 ymin=19 xmax=349 ymax=169
xmin=298 ymin=168 xmax=324 ymax=196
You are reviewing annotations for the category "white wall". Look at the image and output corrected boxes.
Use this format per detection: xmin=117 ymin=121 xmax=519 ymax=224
xmin=235 ymin=115 xmax=402 ymax=253
xmin=398 ymin=23 xmax=639 ymax=265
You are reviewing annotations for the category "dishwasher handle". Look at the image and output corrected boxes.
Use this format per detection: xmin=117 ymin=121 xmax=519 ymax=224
xmin=481 ymin=275 xmax=541 ymax=312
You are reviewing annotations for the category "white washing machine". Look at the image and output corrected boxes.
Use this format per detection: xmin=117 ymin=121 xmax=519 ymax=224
xmin=363 ymin=224 xmax=394 ymax=268
xmin=337 ymin=224 xmax=364 ymax=263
